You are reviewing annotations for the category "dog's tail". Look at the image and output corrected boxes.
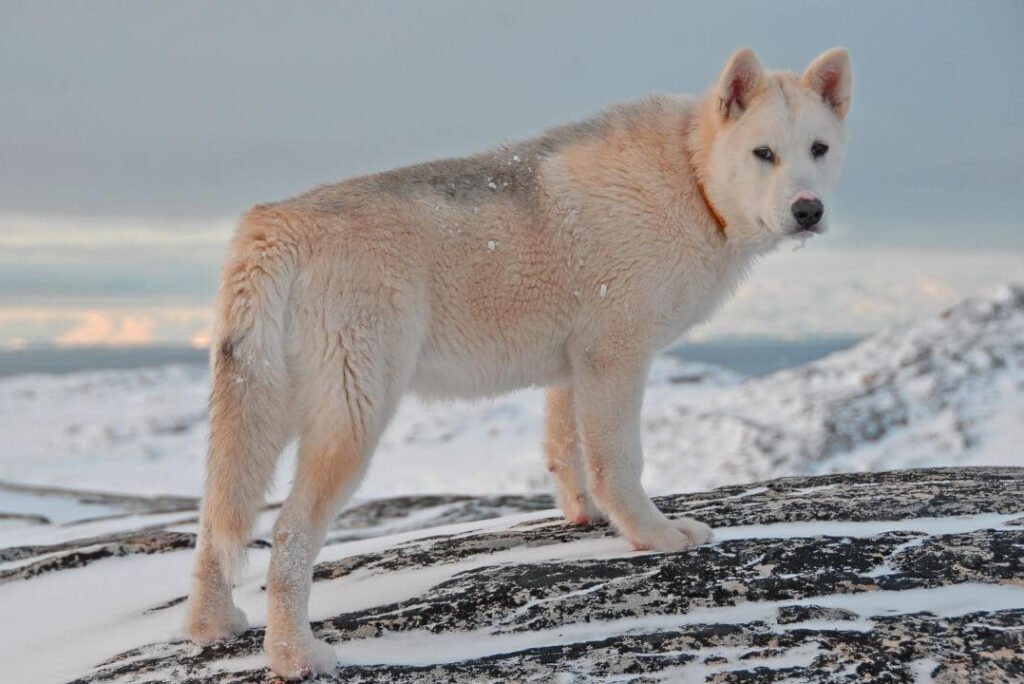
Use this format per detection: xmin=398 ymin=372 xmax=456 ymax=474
xmin=198 ymin=207 xmax=298 ymax=582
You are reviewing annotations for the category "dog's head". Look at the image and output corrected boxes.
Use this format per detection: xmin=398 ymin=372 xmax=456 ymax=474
xmin=696 ymin=48 xmax=852 ymax=247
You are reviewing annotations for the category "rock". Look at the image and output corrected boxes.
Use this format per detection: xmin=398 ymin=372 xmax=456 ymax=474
xmin=6 ymin=467 xmax=1014 ymax=683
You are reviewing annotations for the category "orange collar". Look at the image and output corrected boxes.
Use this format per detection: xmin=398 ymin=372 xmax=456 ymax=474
xmin=697 ymin=183 xmax=727 ymax=234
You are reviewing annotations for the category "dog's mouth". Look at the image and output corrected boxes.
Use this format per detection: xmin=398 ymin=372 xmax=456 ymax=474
xmin=758 ymin=217 xmax=826 ymax=240
xmin=786 ymin=224 xmax=825 ymax=238
xmin=785 ymin=226 xmax=825 ymax=252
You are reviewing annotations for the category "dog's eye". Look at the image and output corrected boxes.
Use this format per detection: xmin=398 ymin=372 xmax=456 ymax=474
xmin=752 ymin=146 xmax=775 ymax=162
xmin=811 ymin=141 xmax=829 ymax=158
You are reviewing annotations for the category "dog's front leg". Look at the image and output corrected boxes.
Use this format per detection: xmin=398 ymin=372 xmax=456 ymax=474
xmin=545 ymin=386 xmax=602 ymax=525
xmin=574 ymin=350 xmax=713 ymax=552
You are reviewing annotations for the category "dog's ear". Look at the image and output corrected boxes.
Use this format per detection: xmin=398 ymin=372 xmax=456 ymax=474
xmin=803 ymin=48 xmax=852 ymax=120
xmin=716 ymin=48 xmax=763 ymax=121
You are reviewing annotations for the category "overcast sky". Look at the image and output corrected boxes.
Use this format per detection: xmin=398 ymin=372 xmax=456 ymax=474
xmin=1 ymin=1 xmax=1022 ymax=345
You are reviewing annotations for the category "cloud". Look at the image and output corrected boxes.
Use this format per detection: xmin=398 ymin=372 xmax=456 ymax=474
xmin=57 ymin=312 xmax=157 ymax=346
xmin=189 ymin=325 xmax=212 ymax=349
xmin=0 ymin=306 xmax=215 ymax=347
xmin=1 ymin=1 xmax=1022 ymax=244
xmin=56 ymin=312 xmax=115 ymax=345
xmin=2 ymin=246 xmax=1022 ymax=347
xmin=109 ymin=315 xmax=157 ymax=346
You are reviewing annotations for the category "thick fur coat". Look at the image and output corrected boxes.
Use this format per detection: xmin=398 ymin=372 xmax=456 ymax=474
xmin=186 ymin=47 xmax=853 ymax=679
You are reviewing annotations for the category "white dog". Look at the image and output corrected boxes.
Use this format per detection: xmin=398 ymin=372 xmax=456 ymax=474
xmin=186 ymin=47 xmax=852 ymax=679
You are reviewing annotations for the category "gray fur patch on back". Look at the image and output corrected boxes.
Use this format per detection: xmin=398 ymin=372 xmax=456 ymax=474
xmin=365 ymin=149 xmax=541 ymax=205
xmin=273 ymin=109 xmax=617 ymax=214
xmin=270 ymin=97 xmax=678 ymax=214
xmin=363 ymin=110 xmax=616 ymax=207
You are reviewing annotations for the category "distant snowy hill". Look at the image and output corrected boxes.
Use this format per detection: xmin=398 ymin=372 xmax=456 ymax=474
xmin=0 ymin=286 xmax=1021 ymax=500
xmin=641 ymin=284 xmax=1024 ymax=490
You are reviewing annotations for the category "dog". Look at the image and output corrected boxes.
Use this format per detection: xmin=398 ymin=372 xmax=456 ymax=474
xmin=185 ymin=47 xmax=852 ymax=679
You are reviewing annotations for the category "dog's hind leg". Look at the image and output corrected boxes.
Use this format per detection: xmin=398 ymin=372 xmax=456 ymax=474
xmin=545 ymin=386 xmax=601 ymax=525
xmin=186 ymin=217 xmax=296 ymax=646
xmin=263 ymin=304 xmax=420 ymax=680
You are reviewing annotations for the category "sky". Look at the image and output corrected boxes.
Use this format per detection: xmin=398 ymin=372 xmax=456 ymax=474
xmin=1 ymin=1 xmax=1022 ymax=346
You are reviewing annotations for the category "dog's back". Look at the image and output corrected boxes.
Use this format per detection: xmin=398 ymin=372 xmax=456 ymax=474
xmin=224 ymin=96 xmax=720 ymax=399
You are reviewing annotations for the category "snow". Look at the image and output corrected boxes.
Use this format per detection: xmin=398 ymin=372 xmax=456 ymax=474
xmin=0 ymin=287 xmax=1022 ymax=505
xmin=0 ymin=550 xmax=198 ymax=683
xmin=637 ymin=642 xmax=828 ymax=683
xmin=0 ymin=510 xmax=195 ymax=550
xmin=711 ymin=511 xmax=1020 ymax=543
xmin=0 ymin=286 xmax=1022 ymax=681
xmin=333 ymin=582 xmax=1024 ymax=667
xmin=911 ymin=658 xmax=942 ymax=684
xmin=0 ymin=486 xmax=124 ymax=525
xmin=4 ymin=498 xmax=1019 ymax=682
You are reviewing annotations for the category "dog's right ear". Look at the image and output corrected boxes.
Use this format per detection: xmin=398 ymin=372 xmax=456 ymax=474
xmin=716 ymin=48 xmax=763 ymax=121
xmin=803 ymin=48 xmax=852 ymax=120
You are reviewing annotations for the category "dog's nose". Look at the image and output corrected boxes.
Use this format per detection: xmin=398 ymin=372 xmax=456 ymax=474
xmin=791 ymin=198 xmax=824 ymax=229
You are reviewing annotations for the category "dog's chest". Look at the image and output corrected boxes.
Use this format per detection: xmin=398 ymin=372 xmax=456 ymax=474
xmin=651 ymin=246 xmax=753 ymax=349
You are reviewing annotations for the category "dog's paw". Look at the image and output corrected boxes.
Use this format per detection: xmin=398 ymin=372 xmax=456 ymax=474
xmin=185 ymin=603 xmax=249 ymax=646
xmin=559 ymin=491 xmax=604 ymax=526
xmin=673 ymin=516 xmax=714 ymax=545
xmin=628 ymin=518 xmax=713 ymax=553
xmin=628 ymin=525 xmax=691 ymax=552
xmin=265 ymin=634 xmax=337 ymax=681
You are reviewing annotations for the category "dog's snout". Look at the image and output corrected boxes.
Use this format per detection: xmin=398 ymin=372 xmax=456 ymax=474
xmin=791 ymin=198 xmax=824 ymax=229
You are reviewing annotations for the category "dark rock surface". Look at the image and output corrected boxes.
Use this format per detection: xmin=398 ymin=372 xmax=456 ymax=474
xmin=13 ymin=467 xmax=1015 ymax=683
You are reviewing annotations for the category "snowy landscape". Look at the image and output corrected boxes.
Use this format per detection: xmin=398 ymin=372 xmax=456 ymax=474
xmin=3 ymin=285 xmax=1022 ymax=502
xmin=3 ymin=4 xmax=1022 ymax=681
xmin=1 ymin=286 xmax=1023 ymax=682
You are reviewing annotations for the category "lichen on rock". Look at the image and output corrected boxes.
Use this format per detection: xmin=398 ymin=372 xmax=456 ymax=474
xmin=6 ymin=467 xmax=1013 ymax=683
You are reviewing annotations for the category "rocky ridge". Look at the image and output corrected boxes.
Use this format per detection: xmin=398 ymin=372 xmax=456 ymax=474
xmin=2 ymin=468 xmax=1021 ymax=683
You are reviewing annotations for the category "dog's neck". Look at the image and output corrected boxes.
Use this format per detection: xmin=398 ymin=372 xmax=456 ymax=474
xmin=685 ymin=99 xmax=729 ymax=237
xmin=697 ymin=182 xmax=727 ymax=234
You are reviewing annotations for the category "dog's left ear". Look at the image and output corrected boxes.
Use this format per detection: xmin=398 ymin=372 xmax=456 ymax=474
xmin=803 ymin=48 xmax=852 ymax=120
